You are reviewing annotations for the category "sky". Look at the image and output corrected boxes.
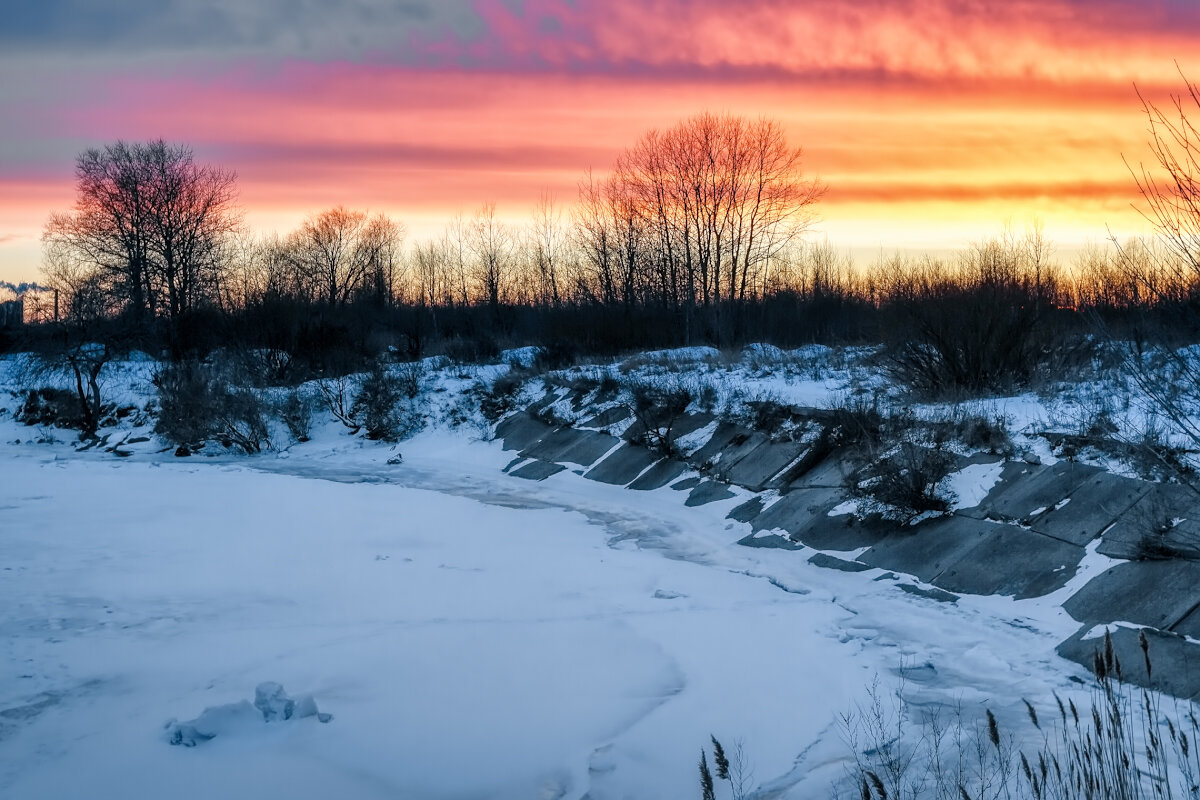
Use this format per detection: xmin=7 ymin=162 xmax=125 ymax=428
xmin=2 ymin=0 xmax=1200 ymax=283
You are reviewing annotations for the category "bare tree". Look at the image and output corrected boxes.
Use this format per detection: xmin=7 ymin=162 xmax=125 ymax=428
xmin=445 ymin=214 xmax=472 ymax=307
xmin=1103 ymin=70 xmax=1200 ymax=485
xmin=141 ymin=142 xmax=240 ymax=319
xmin=576 ymin=113 xmax=823 ymax=339
xmin=574 ymin=169 xmax=618 ymax=305
xmin=528 ymin=193 xmax=565 ymax=307
xmin=469 ymin=202 xmax=513 ymax=312
xmin=359 ymin=213 xmax=407 ymax=306
xmin=1130 ymin=67 xmax=1200 ymax=291
xmin=42 ymin=140 xmax=240 ymax=324
xmin=289 ymin=206 xmax=375 ymax=306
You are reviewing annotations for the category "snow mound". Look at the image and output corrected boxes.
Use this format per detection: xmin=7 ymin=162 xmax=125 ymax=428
xmin=164 ymin=682 xmax=331 ymax=746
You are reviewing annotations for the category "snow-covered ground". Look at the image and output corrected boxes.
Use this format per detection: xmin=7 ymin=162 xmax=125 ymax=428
xmin=0 ymin=346 xmax=1158 ymax=798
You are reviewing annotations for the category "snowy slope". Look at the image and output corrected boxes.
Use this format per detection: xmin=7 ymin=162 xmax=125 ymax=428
xmin=0 ymin=346 xmax=1175 ymax=798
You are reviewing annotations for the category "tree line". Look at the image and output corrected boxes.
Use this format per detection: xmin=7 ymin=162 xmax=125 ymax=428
xmin=16 ymin=103 xmax=1200 ymax=374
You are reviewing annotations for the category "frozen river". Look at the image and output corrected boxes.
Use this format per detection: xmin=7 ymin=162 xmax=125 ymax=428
xmin=0 ymin=431 xmax=1101 ymax=799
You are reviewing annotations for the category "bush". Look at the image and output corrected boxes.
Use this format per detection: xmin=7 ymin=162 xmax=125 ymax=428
xmin=879 ymin=244 xmax=1088 ymax=399
xmin=442 ymin=335 xmax=500 ymax=365
xmin=625 ymin=377 xmax=694 ymax=456
xmin=477 ymin=369 xmax=529 ymax=422
xmin=278 ymin=389 xmax=314 ymax=443
xmin=154 ymin=361 xmax=270 ymax=454
xmin=849 ymin=442 xmax=958 ymax=523
xmin=933 ymin=413 xmax=1013 ymax=456
xmin=826 ymin=394 xmax=889 ymax=450
xmin=746 ymin=398 xmax=798 ymax=434
xmin=315 ymin=374 xmax=360 ymax=432
xmin=352 ymin=360 xmax=421 ymax=442
xmin=17 ymin=387 xmax=85 ymax=429
xmin=217 ymin=347 xmax=296 ymax=387
xmin=532 ymin=340 xmax=581 ymax=371
xmin=393 ymin=362 xmax=424 ymax=400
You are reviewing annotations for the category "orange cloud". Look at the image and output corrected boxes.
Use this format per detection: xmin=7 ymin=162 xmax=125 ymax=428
xmin=2 ymin=0 xmax=1197 ymax=281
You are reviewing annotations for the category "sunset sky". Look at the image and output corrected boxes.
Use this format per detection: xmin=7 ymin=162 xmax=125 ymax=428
xmin=3 ymin=0 xmax=1200 ymax=283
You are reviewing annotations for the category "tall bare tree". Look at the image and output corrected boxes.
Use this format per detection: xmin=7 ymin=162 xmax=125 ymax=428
xmin=578 ymin=113 xmax=823 ymax=339
xmin=287 ymin=206 xmax=407 ymax=307
xmin=528 ymin=193 xmax=565 ymax=308
xmin=470 ymin=202 xmax=513 ymax=312
xmin=43 ymin=140 xmax=240 ymax=324
xmin=141 ymin=142 xmax=240 ymax=319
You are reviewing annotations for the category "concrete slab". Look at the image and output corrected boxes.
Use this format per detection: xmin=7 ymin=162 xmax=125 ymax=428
xmin=1062 ymin=559 xmax=1200 ymax=629
xmin=859 ymin=516 xmax=993 ymax=584
xmin=670 ymin=412 xmax=717 ymax=440
xmin=687 ymin=422 xmax=753 ymax=467
xmin=957 ymin=460 xmax=1041 ymax=520
xmin=737 ymin=532 xmax=803 ymax=550
xmin=685 ymin=480 xmax=736 ymax=507
xmin=797 ymin=515 xmax=897 ymax=551
xmin=1170 ymin=603 xmax=1200 ymax=639
xmin=493 ymin=412 xmax=554 ymax=452
xmin=509 ymin=460 xmax=566 ymax=481
xmin=1030 ymin=472 xmax=1149 ymax=546
xmin=750 ymin=488 xmax=842 ymax=535
xmin=584 ymin=444 xmax=659 ymax=486
xmin=520 ymin=427 xmax=619 ymax=468
xmin=724 ymin=440 xmax=809 ymax=491
xmin=527 ymin=390 xmax=563 ymax=415
xmin=1056 ymin=625 xmax=1200 ymax=700
xmin=808 ymin=552 xmax=872 ymax=572
xmin=517 ymin=425 xmax=582 ymax=461
xmin=628 ymin=459 xmax=688 ymax=491
xmin=931 ymin=522 xmax=1084 ymax=599
xmin=726 ymin=497 xmax=765 ymax=523
xmin=580 ymin=406 xmax=631 ymax=430
xmin=978 ymin=461 xmax=1101 ymax=522
xmin=783 ymin=452 xmax=856 ymax=490
xmin=623 ymin=411 xmax=715 ymax=446
xmin=708 ymin=431 xmax=770 ymax=479
xmin=898 ymin=584 xmax=959 ymax=604
xmin=1099 ymin=483 xmax=1200 ymax=561
xmin=748 ymin=488 xmax=894 ymax=550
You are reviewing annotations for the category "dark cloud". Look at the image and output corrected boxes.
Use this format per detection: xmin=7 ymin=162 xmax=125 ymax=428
xmin=0 ymin=0 xmax=482 ymax=57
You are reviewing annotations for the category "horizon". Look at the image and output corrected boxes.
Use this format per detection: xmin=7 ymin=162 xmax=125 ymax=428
xmin=2 ymin=0 xmax=1194 ymax=283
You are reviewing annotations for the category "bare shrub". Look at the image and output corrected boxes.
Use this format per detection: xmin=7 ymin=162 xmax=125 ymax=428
xmin=278 ymin=389 xmax=314 ymax=443
xmin=624 ymin=377 xmax=694 ymax=456
xmin=17 ymin=387 xmax=85 ymax=429
xmin=442 ymin=335 xmax=500 ymax=365
xmin=20 ymin=341 xmax=114 ymax=435
xmin=532 ymin=340 xmax=581 ymax=371
xmin=935 ymin=414 xmax=1013 ymax=456
xmin=315 ymin=374 xmax=360 ymax=432
xmin=393 ymin=362 xmax=424 ymax=400
xmin=878 ymin=234 xmax=1086 ymax=399
xmin=352 ymin=359 xmax=422 ymax=442
xmin=476 ymin=369 xmax=529 ymax=422
xmin=153 ymin=361 xmax=270 ymax=453
xmin=849 ymin=443 xmax=958 ymax=524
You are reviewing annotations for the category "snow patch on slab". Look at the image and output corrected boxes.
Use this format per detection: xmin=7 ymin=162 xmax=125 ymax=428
xmin=827 ymin=500 xmax=860 ymax=517
xmin=945 ymin=461 xmax=1005 ymax=511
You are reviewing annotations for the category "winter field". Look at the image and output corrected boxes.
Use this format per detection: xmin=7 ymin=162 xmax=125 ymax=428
xmin=0 ymin=346 xmax=1180 ymax=799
